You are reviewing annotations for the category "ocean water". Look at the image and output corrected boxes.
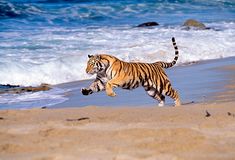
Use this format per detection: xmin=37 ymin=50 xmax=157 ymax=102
xmin=0 ymin=0 xmax=235 ymax=108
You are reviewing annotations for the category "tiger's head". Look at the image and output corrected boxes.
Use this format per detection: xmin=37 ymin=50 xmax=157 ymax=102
xmin=86 ymin=54 xmax=107 ymax=75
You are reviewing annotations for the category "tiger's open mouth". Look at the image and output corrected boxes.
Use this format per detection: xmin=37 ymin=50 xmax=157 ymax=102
xmin=86 ymin=70 xmax=96 ymax=75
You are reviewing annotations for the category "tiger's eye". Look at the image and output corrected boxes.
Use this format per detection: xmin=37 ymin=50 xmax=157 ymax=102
xmin=89 ymin=60 xmax=95 ymax=65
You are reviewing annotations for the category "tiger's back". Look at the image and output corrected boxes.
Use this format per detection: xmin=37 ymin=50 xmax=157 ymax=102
xmin=109 ymin=60 xmax=167 ymax=89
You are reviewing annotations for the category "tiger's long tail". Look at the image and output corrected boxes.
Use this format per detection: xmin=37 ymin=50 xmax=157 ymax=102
xmin=157 ymin=37 xmax=179 ymax=68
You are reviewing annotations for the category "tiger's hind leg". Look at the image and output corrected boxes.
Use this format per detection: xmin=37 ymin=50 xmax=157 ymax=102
xmin=145 ymin=87 xmax=165 ymax=107
xmin=164 ymin=85 xmax=181 ymax=107
xmin=158 ymin=94 xmax=165 ymax=107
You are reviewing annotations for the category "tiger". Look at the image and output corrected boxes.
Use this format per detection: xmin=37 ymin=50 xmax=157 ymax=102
xmin=81 ymin=37 xmax=181 ymax=106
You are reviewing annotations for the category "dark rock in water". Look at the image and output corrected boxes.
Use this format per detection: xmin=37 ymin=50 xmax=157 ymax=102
xmin=182 ymin=19 xmax=207 ymax=30
xmin=137 ymin=22 xmax=159 ymax=27
xmin=0 ymin=83 xmax=51 ymax=94
xmin=0 ymin=84 xmax=20 ymax=89
xmin=0 ymin=1 xmax=25 ymax=19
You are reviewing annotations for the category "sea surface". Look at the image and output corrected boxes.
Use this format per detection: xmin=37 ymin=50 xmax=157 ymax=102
xmin=0 ymin=0 xmax=235 ymax=109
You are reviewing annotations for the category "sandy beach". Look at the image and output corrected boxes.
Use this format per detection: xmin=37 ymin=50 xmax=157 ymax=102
xmin=0 ymin=102 xmax=235 ymax=160
xmin=1 ymin=57 xmax=235 ymax=160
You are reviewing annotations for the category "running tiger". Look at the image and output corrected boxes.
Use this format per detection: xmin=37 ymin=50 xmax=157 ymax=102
xmin=81 ymin=37 xmax=181 ymax=106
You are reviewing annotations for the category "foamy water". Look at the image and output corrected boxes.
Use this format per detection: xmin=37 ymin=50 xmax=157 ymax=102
xmin=0 ymin=23 xmax=235 ymax=86
xmin=0 ymin=87 xmax=68 ymax=109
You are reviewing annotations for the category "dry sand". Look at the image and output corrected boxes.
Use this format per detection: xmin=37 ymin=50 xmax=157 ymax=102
xmin=1 ymin=102 xmax=235 ymax=160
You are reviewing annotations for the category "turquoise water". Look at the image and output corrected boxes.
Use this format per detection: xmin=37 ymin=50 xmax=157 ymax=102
xmin=1 ymin=0 xmax=235 ymax=27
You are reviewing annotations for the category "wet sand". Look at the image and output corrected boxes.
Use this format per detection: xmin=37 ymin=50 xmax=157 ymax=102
xmin=52 ymin=57 xmax=235 ymax=108
xmin=1 ymin=57 xmax=235 ymax=160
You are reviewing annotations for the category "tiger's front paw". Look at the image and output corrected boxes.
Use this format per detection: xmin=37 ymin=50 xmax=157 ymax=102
xmin=106 ymin=91 xmax=116 ymax=97
xmin=81 ymin=88 xmax=93 ymax=95
xmin=174 ymin=99 xmax=181 ymax=107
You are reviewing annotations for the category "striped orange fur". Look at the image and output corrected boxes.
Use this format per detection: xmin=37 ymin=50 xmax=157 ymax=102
xmin=82 ymin=37 xmax=181 ymax=106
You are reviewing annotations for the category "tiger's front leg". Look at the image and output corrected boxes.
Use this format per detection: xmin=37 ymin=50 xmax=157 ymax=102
xmin=105 ymin=78 xmax=122 ymax=97
xmin=81 ymin=79 xmax=105 ymax=96
xmin=105 ymin=81 xmax=116 ymax=97
xmin=81 ymin=88 xmax=93 ymax=95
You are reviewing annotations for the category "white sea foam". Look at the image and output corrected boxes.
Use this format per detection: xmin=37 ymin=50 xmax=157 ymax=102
xmin=0 ymin=22 xmax=234 ymax=86
xmin=0 ymin=87 xmax=68 ymax=109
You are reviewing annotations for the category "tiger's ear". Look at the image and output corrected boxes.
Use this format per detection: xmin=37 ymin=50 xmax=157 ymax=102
xmin=88 ymin=55 xmax=93 ymax=58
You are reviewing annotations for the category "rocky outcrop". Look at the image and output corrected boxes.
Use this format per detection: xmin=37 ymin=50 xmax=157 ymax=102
xmin=0 ymin=84 xmax=20 ymax=89
xmin=182 ymin=19 xmax=209 ymax=30
xmin=0 ymin=83 xmax=51 ymax=94
xmin=137 ymin=22 xmax=159 ymax=27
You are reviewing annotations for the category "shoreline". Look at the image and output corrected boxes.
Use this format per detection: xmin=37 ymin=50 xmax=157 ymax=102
xmin=52 ymin=56 xmax=235 ymax=109
xmin=0 ymin=56 xmax=234 ymax=109
xmin=0 ymin=57 xmax=235 ymax=159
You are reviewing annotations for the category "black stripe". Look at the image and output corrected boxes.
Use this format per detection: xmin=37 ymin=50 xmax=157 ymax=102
xmin=142 ymin=64 xmax=151 ymax=80
xmin=132 ymin=63 xmax=137 ymax=78
xmin=165 ymin=91 xmax=171 ymax=96
xmin=133 ymin=63 xmax=139 ymax=78
xmin=122 ymin=83 xmax=126 ymax=88
xmin=116 ymin=61 xmax=121 ymax=74
xmin=139 ymin=64 xmax=148 ymax=80
xmin=97 ymin=84 xmax=100 ymax=91
xmin=159 ymin=79 xmax=164 ymax=94
xmin=160 ymin=94 xmax=165 ymax=101
xmin=125 ymin=81 xmax=132 ymax=89
xmin=112 ymin=83 xmax=119 ymax=87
